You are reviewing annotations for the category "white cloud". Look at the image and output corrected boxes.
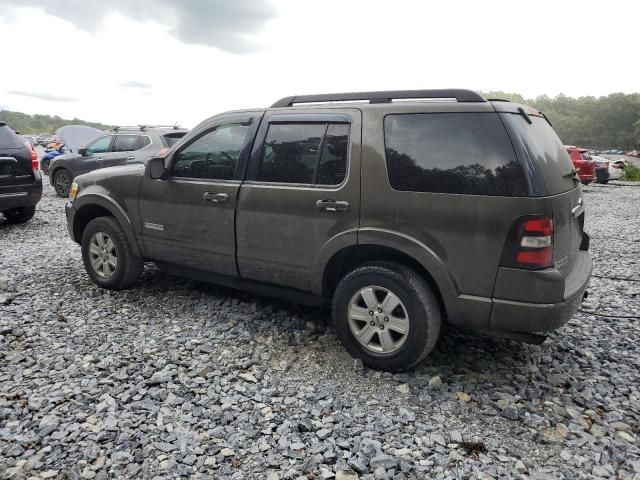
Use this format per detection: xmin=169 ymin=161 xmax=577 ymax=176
xmin=0 ymin=0 xmax=637 ymax=128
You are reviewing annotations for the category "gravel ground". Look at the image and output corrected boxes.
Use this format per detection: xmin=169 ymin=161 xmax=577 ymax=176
xmin=1 ymin=180 xmax=639 ymax=480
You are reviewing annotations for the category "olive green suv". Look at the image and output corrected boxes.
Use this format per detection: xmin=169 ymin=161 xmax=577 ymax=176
xmin=65 ymin=89 xmax=592 ymax=371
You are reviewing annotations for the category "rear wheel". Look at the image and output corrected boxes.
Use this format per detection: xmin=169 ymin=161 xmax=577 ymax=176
xmin=332 ymin=262 xmax=441 ymax=371
xmin=53 ymin=169 xmax=72 ymax=197
xmin=81 ymin=216 xmax=143 ymax=290
xmin=3 ymin=206 xmax=36 ymax=224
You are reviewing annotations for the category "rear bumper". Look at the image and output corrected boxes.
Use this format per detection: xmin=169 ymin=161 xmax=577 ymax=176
xmin=489 ymin=250 xmax=592 ymax=333
xmin=0 ymin=172 xmax=43 ymax=210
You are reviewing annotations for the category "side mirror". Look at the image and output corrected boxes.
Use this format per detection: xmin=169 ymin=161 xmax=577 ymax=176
xmin=78 ymin=148 xmax=88 ymax=156
xmin=148 ymin=157 xmax=167 ymax=179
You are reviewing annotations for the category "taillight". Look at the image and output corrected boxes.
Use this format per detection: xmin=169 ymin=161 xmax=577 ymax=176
xmin=30 ymin=144 xmax=38 ymax=170
xmin=501 ymin=215 xmax=554 ymax=270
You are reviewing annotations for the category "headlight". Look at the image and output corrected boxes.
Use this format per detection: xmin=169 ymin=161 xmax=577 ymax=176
xmin=69 ymin=182 xmax=79 ymax=201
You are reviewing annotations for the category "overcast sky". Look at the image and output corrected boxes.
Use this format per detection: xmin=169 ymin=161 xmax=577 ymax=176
xmin=0 ymin=0 xmax=637 ymax=128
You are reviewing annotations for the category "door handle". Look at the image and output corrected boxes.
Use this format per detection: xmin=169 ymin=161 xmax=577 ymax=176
xmin=203 ymin=192 xmax=229 ymax=203
xmin=316 ymin=199 xmax=350 ymax=212
xmin=126 ymin=156 xmax=136 ymax=161
xmin=96 ymin=157 xmax=104 ymax=163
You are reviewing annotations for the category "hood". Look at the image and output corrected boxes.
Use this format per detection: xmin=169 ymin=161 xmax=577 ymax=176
xmin=56 ymin=125 xmax=104 ymax=152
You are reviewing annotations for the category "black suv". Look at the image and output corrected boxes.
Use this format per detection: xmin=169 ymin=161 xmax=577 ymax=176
xmin=49 ymin=125 xmax=188 ymax=197
xmin=65 ymin=90 xmax=592 ymax=371
xmin=0 ymin=122 xmax=42 ymax=223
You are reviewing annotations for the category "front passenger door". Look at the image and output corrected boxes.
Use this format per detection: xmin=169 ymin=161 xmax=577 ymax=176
xmin=76 ymin=135 xmax=113 ymax=175
xmin=138 ymin=113 xmax=261 ymax=276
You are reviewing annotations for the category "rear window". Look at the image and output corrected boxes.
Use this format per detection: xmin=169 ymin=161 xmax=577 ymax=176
xmin=0 ymin=125 xmax=26 ymax=149
xmin=384 ymin=113 xmax=527 ymax=196
xmin=500 ymin=113 xmax=576 ymax=195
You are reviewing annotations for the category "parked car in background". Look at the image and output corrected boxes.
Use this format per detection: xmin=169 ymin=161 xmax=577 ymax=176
xmin=565 ymin=146 xmax=596 ymax=184
xmin=0 ymin=121 xmax=42 ymax=223
xmin=41 ymin=125 xmax=104 ymax=175
xmin=592 ymin=155 xmax=625 ymax=182
xmin=49 ymin=125 xmax=188 ymax=197
xmin=65 ymin=89 xmax=592 ymax=371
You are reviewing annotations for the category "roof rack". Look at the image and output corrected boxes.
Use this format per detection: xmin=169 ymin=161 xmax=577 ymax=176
xmin=271 ymin=89 xmax=486 ymax=108
xmin=110 ymin=124 xmax=182 ymax=132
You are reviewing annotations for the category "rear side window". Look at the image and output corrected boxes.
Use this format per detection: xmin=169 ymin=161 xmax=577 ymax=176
xmin=112 ymin=135 xmax=142 ymax=152
xmin=384 ymin=113 xmax=527 ymax=196
xmin=501 ymin=114 xmax=576 ymax=195
xmin=0 ymin=125 xmax=26 ymax=149
xmin=163 ymin=133 xmax=186 ymax=147
xmin=258 ymin=123 xmax=349 ymax=185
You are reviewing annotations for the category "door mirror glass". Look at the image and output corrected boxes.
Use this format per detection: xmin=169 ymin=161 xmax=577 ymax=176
xmin=149 ymin=157 xmax=166 ymax=179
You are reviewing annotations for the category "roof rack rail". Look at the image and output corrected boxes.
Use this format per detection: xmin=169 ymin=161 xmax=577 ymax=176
xmin=110 ymin=124 xmax=182 ymax=132
xmin=271 ymin=89 xmax=486 ymax=108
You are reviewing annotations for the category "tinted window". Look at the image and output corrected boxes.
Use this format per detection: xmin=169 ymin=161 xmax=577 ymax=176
xmin=163 ymin=133 xmax=186 ymax=147
xmin=384 ymin=113 xmax=526 ymax=196
xmin=86 ymin=136 xmax=112 ymax=154
xmin=259 ymin=124 xmax=324 ymax=184
xmin=501 ymin=114 xmax=576 ymax=195
xmin=317 ymin=124 xmax=349 ymax=185
xmin=140 ymin=136 xmax=151 ymax=148
xmin=0 ymin=126 xmax=26 ymax=149
xmin=172 ymin=124 xmax=249 ymax=180
xmin=112 ymin=135 xmax=141 ymax=152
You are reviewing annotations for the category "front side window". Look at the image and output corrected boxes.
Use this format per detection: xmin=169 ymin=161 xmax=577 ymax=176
xmin=112 ymin=135 xmax=141 ymax=152
xmin=258 ymin=123 xmax=350 ymax=185
xmin=172 ymin=124 xmax=250 ymax=180
xmin=384 ymin=113 xmax=527 ymax=196
xmin=86 ymin=136 xmax=112 ymax=155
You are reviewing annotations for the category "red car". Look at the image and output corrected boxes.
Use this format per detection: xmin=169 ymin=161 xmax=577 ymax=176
xmin=565 ymin=146 xmax=596 ymax=184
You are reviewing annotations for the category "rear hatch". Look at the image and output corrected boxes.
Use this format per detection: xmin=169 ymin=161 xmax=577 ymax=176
xmin=496 ymin=104 xmax=585 ymax=273
xmin=0 ymin=124 xmax=34 ymax=188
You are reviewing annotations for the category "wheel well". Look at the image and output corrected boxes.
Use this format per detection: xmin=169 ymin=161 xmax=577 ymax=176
xmin=323 ymin=244 xmax=446 ymax=316
xmin=73 ymin=205 xmax=113 ymax=243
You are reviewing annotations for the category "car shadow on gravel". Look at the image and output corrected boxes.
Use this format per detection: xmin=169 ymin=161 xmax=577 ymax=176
xmin=126 ymin=265 xmax=539 ymax=380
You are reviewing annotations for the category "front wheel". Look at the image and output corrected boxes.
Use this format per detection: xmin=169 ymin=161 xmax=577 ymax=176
xmin=53 ymin=169 xmax=72 ymax=197
xmin=81 ymin=216 xmax=144 ymax=290
xmin=332 ymin=262 xmax=441 ymax=372
xmin=3 ymin=206 xmax=36 ymax=224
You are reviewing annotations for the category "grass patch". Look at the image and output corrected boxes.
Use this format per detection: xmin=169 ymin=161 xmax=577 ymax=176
xmin=624 ymin=161 xmax=640 ymax=181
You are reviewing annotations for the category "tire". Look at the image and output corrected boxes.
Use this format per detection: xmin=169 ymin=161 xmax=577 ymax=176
xmin=332 ymin=262 xmax=441 ymax=372
xmin=81 ymin=216 xmax=144 ymax=290
xmin=53 ymin=169 xmax=72 ymax=197
xmin=3 ymin=206 xmax=36 ymax=224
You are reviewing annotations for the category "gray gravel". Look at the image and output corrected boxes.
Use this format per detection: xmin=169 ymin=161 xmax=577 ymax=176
xmin=1 ymin=180 xmax=639 ymax=480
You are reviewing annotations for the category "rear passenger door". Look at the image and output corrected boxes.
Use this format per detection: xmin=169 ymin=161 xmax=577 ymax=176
xmin=236 ymin=110 xmax=361 ymax=292
xmin=101 ymin=134 xmax=147 ymax=168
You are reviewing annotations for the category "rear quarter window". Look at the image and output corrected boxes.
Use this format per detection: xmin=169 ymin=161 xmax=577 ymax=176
xmin=500 ymin=114 xmax=576 ymax=195
xmin=384 ymin=113 xmax=527 ymax=196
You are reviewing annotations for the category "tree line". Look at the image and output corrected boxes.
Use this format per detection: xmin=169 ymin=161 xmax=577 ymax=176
xmin=0 ymin=110 xmax=112 ymax=136
xmin=3 ymin=91 xmax=640 ymax=150
xmin=484 ymin=92 xmax=640 ymax=150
